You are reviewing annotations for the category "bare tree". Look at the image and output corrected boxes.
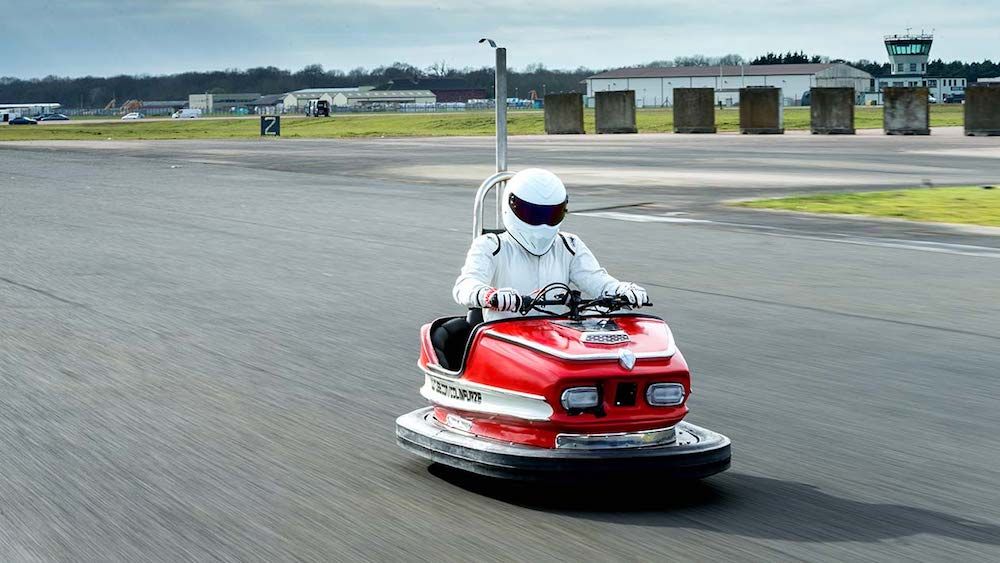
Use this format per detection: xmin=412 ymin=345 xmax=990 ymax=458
xmin=426 ymin=61 xmax=450 ymax=77
xmin=716 ymin=54 xmax=745 ymax=66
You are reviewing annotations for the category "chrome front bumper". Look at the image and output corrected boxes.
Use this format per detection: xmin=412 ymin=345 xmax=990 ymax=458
xmin=395 ymin=407 xmax=731 ymax=481
xmin=555 ymin=426 xmax=676 ymax=449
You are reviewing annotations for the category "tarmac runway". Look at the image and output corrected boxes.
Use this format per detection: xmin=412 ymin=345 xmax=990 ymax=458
xmin=2 ymin=134 xmax=999 ymax=561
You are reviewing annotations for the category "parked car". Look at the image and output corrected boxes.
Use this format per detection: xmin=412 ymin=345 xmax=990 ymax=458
xmin=9 ymin=116 xmax=38 ymax=125
xmin=171 ymin=108 xmax=201 ymax=119
xmin=36 ymin=113 xmax=70 ymax=121
xmin=928 ymin=95 xmax=938 ymax=104
xmin=121 ymin=112 xmax=145 ymax=120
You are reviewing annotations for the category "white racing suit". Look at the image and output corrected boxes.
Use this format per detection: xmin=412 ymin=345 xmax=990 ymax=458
xmin=453 ymin=231 xmax=621 ymax=322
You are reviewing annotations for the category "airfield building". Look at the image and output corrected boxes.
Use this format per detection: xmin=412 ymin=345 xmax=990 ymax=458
xmin=188 ymin=93 xmax=261 ymax=112
xmin=281 ymin=87 xmax=375 ymax=111
xmin=250 ymin=94 xmax=285 ymax=114
xmin=0 ymin=102 xmax=61 ymax=120
xmin=331 ymin=89 xmax=436 ymax=108
xmin=872 ymin=33 xmax=967 ymax=102
xmin=375 ymin=78 xmax=486 ymax=103
xmin=140 ymin=100 xmax=186 ymax=115
xmin=585 ymin=63 xmax=872 ymax=107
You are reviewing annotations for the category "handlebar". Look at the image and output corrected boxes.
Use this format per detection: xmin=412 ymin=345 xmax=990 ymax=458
xmin=488 ymin=287 xmax=651 ymax=319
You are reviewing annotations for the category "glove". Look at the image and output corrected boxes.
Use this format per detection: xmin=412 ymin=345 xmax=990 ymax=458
xmin=614 ymin=282 xmax=648 ymax=307
xmin=482 ymin=287 xmax=522 ymax=312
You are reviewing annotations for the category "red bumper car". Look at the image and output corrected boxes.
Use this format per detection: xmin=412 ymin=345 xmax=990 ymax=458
xmin=396 ymin=169 xmax=731 ymax=481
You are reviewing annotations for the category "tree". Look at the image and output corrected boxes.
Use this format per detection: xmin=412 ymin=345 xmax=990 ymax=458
xmin=426 ymin=61 xmax=450 ymax=77
xmin=674 ymin=55 xmax=712 ymax=67
xmin=717 ymin=54 xmax=745 ymax=66
xmin=751 ymin=51 xmax=817 ymax=65
xmin=641 ymin=60 xmax=675 ymax=68
xmin=3 ymin=55 xmax=997 ymax=108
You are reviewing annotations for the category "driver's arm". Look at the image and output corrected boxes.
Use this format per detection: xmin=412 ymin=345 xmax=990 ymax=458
xmin=565 ymin=234 xmax=620 ymax=297
xmin=453 ymin=234 xmax=499 ymax=308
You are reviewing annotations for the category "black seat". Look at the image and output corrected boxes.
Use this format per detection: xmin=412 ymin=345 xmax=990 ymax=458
xmin=431 ymin=318 xmax=473 ymax=371
xmin=466 ymin=308 xmax=484 ymax=326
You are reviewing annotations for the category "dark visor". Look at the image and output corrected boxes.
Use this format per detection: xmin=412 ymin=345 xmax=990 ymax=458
xmin=508 ymin=193 xmax=568 ymax=226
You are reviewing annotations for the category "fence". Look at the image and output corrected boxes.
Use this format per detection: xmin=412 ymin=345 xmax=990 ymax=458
xmin=57 ymin=101 xmax=547 ymax=118
xmin=62 ymin=107 xmax=177 ymax=117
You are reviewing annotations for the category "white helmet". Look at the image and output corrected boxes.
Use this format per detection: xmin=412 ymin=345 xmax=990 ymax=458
xmin=502 ymin=168 xmax=569 ymax=256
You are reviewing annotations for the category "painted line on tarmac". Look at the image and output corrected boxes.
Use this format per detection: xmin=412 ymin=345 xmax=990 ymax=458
xmin=570 ymin=202 xmax=656 ymax=214
xmin=575 ymin=211 xmax=1000 ymax=258
xmin=574 ymin=211 xmax=713 ymax=224
xmin=644 ymin=280 xmax=1000 ymax=342
xmin=765 ymin=234 xmax=1000 ymax=258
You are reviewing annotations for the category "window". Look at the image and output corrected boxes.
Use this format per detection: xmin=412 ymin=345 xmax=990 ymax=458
xmin=893 ymin=81 xmax=904 ymax=87
xmin=897 ymin=63 xmax=904 ymax=72
xmin=928 ymin=79 xmax=937 ymax=87
xmin=922 ymin=63 xmax=926 ymax=72
xmin=887 ymin=41 xmax=932 ymax=56
xmin=910 ymin=63 xmax=917 ymax=72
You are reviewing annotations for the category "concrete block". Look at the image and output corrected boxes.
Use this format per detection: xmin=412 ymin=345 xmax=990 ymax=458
xmin=595 ymin=90 xmax=637 ymax=134
xmin=673 ymin=88 xmax=716 ymax=133
xmin=543 ymin=93 xmax=585 ymax=134
xmin=883 ymin=87 xmax=930 ymax=135
xmin=810 ymin=87 xmax=855 ymax=134
xmin=964 ymin=85 xmax=1000 ymax=136
xmin=739 ymin=87 xmax=783 ymax=134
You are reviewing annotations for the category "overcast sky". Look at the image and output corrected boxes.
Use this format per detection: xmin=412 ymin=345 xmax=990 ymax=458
xmin=2 ymin=0 xmax=997 ymax=79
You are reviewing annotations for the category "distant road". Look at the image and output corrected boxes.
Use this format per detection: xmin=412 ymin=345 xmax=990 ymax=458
xmin=34 ymin=115 xmax=263 ymax=125
xmin=30 ymin=111 xmax=540 ymax=125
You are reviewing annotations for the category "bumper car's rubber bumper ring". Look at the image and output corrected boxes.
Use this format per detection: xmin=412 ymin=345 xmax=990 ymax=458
xmin=396 ymin=407 xmax=731 ymax=481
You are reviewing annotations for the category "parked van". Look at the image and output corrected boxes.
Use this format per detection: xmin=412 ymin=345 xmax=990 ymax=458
xmin=306 ymin=99 xmax=330 ymax=117
xmin=172 ymin=108 xmax=202 ymax=119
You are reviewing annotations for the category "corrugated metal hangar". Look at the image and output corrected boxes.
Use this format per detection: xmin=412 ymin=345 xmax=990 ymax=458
xmin=586 ymin=63 xmax=873 ymax=106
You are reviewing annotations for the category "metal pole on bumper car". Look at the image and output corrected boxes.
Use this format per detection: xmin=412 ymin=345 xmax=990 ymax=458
xmin=479 ymin=38 xmax=508 ymax=228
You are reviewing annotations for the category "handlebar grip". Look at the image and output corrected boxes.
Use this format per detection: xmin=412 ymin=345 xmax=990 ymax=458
xmin=488 ymin=293 xmax=527 ymax=308
xmin=614 ymin=295 xmax=652 ymax=307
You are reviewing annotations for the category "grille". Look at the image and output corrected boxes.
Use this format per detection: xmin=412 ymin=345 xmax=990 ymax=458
xmin=614 ymin=382 xmax=638 ymax=406
xmin=580 ymin=331 xmax=630 ymax=344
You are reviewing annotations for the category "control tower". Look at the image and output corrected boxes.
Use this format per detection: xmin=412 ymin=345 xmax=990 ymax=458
xmin=871 ymin=32 xmax=966 ymax=105
xmin=884 ymin=33 xmax=933 ymax=76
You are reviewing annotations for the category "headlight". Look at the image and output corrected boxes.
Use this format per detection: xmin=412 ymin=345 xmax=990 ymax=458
xmin=561 ymin=387 xmax=600 ymax=410
xmin=646 ymin=383 xmax=685 ymax=406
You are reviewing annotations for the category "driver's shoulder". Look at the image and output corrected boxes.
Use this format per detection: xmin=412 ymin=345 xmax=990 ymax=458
xmin=472 ymin=233 xmax=504 ymax=256
xmin=556 ymin=231 xmax=586 ymax=255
